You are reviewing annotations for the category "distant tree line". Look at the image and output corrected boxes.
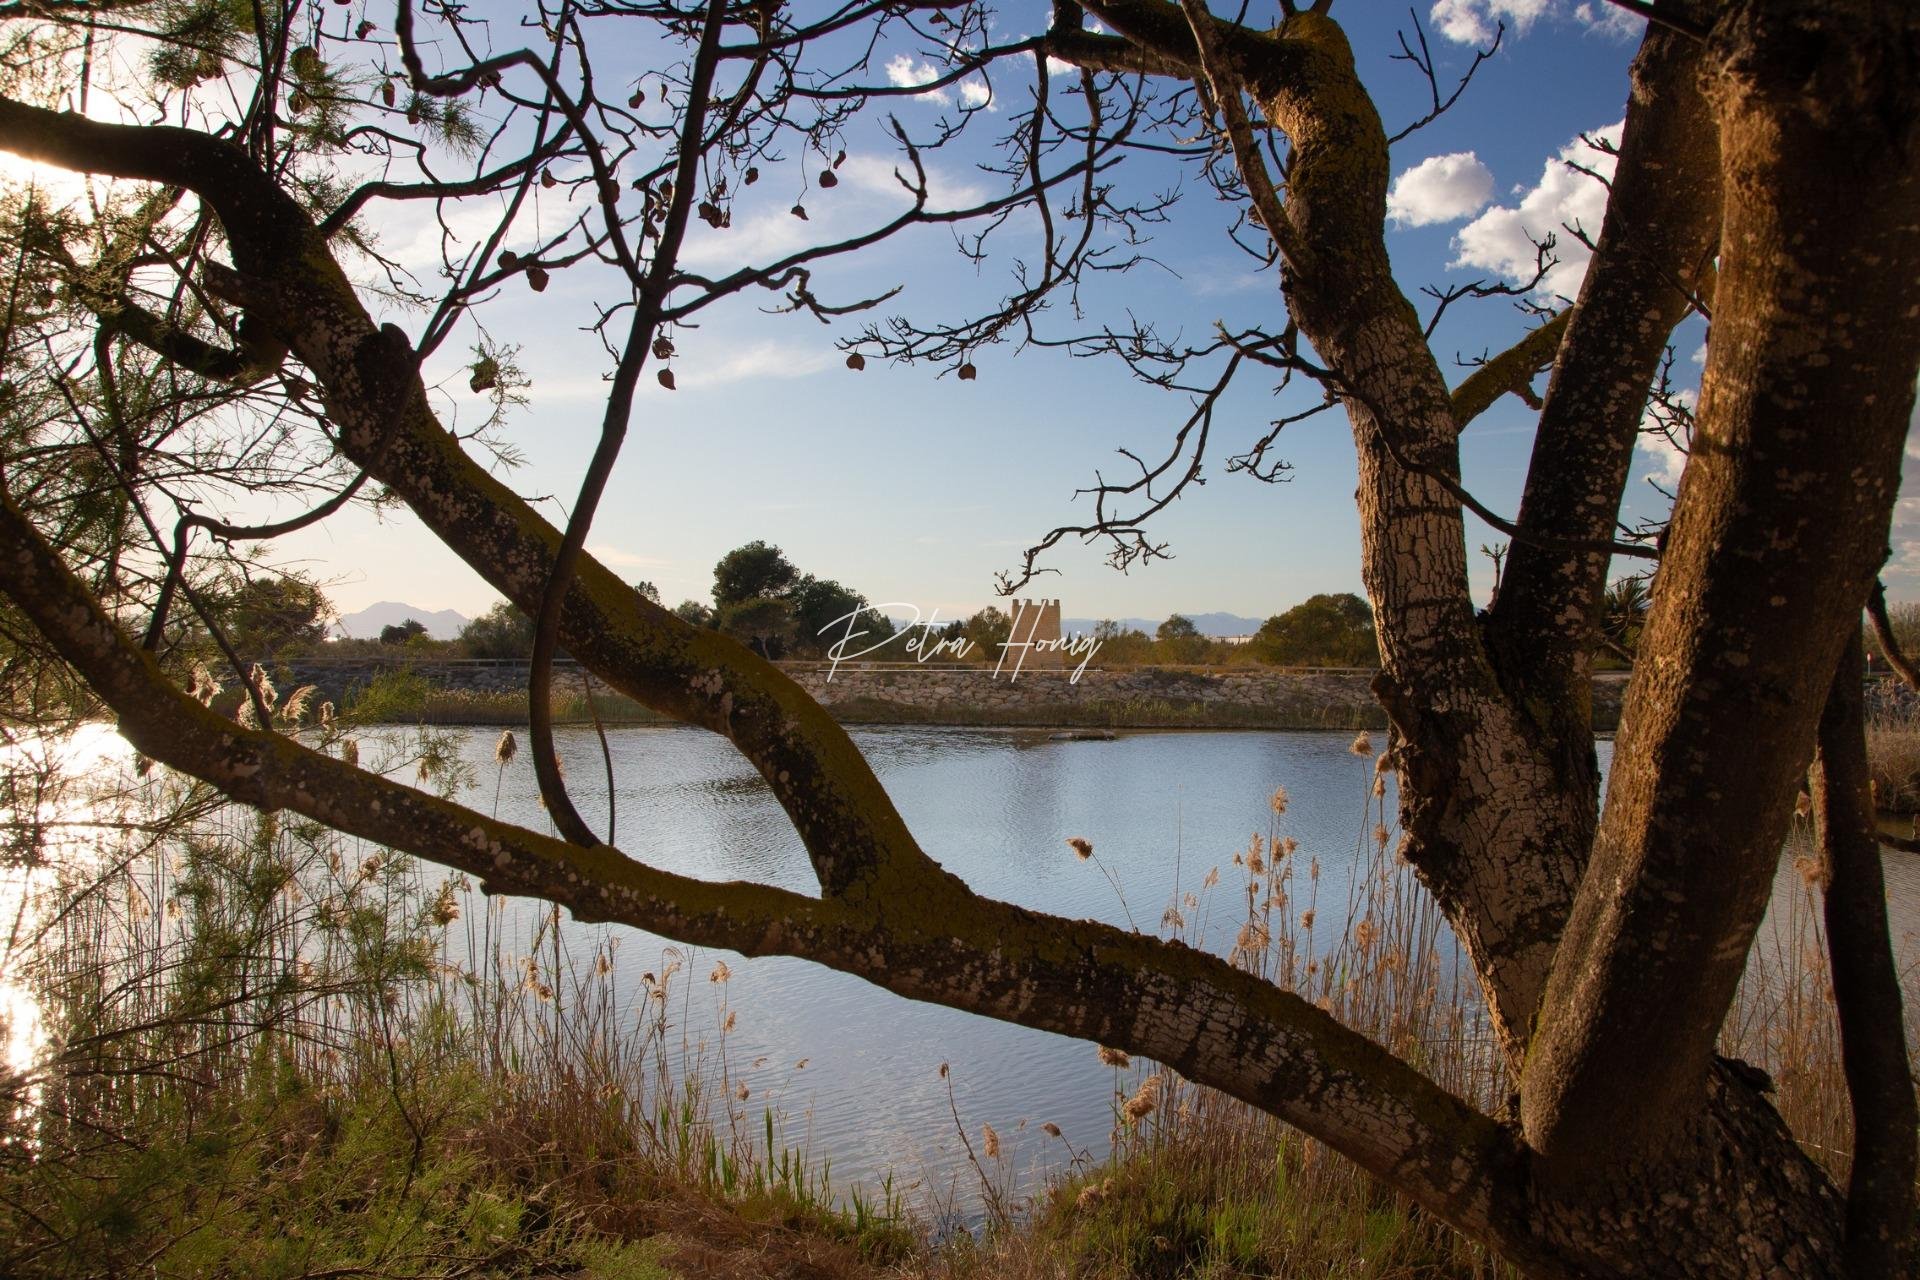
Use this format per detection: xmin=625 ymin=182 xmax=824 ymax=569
xmin=222 ymin=559 xmax=1394 ymax=669
xmin=273 ymin=561 xmax=1920 ymax=674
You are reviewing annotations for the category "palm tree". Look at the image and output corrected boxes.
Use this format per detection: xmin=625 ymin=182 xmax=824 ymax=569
xmin=1600 ymin=576 xmax=1651 ymax=663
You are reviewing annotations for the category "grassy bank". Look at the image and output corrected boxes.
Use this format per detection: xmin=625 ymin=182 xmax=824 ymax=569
xmin=339 ymin=668 xmax=1385 ymax=730
xmin=0 ymin=731 xmax=1882 ymax=1279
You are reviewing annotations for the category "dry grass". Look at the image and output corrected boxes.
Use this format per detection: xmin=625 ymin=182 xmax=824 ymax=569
xmin=917 ymin=760 xmax=1513 ymax=1280
xmin=914 ymin=756 xmax=1887 ymax=1280
xmin=1867 ymin=709 xmax=1920 ymax=814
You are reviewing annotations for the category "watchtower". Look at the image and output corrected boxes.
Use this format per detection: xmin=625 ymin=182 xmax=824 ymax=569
xmin=1010 ymin=598 xmax=1066 ymax=667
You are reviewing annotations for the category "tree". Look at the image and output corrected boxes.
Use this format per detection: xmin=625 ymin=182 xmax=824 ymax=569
xmin=672 ymin=599 xmax=715 ymax=630
xmin=716 ymin=596 xmax=794 ymax=660
xmin=1093 ymin=619 xmax=1154 ymax=665
xmin=224 ymin=572 xmax=333 ymax=657
xmin=787 ymin=575 xmax=895 ymax=658
xmin=378 ymin=619 xmax=428 ymax=646
xmin=1154 ymin=613 xmax=1208 ymax=664
xmin=961 ymin=606 xmax=1013 ymax=661
xmin=1596 ymin=576 xmax=1650 ymax=665
xmin=712 ymin=542 xmax=800 ymax=611
xmin=459 ymin=602 xmax=536 ymax=659
xmin=633 ymin=580 xmax=662 ymax=605
xmin=1251 ymin=593 xmax=1377 ymax=667
xmin=1 ymin=2 xmax=1916 ymax=1276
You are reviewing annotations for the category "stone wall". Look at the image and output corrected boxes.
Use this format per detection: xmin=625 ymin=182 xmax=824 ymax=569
xmin=275 ymin=656 xmax=1630 ymax=730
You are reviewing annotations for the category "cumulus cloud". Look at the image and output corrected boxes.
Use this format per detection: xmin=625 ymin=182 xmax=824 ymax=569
xmin=886 ymin=54 xmax=953 ymax=104
xmin=1429 ymin=0 xmax=1550 ymax=44
xmin=960 ymin=79 xmax=993 ymax=109
xmin=1451 ymin=122 xmax=1621 ymax=298
xmin=1433 ymin=1 xmax=1642 ymax=46
xmin=1387 ymin=151 xmax=1495 ymax=227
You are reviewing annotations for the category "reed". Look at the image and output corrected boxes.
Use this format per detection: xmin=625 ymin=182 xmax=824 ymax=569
xmin=926 ymin=749 xmax=1896 ymax=1280
xmin=0 ymin=731 xmax=905 ymax=1279
xmin=1866 ymin=709 xmax=1920 ymax=814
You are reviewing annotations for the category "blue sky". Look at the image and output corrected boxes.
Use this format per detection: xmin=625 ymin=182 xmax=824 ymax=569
xmin=262 ymin=1 xmax=1748 ymax=625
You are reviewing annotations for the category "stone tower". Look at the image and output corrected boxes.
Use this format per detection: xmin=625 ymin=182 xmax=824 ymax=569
xmin=1009 ymin=598 xmax=1066 ymax=667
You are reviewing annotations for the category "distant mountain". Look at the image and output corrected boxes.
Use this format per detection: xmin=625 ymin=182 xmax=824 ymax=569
xmin=1062 ymin=612 xmax=1266 ymax=639
xmin=333 ymin=602 xmax=470 ymax=641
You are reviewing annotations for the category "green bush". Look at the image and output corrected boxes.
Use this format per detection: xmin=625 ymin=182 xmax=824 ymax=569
xmin=350 ymin=668 xmax=432 ymax=722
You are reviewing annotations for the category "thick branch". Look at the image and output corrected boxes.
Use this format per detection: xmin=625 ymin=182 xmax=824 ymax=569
xmin=1485 ymin=27 xmax=1718 ymax=716
xmin=1449 ymin=309 xmax=1568 ymax=430
xmin=1868 ymin=579 xmax=1920 ymax=692
xmin=0 ymin=479 xmax=1541 ymax=1265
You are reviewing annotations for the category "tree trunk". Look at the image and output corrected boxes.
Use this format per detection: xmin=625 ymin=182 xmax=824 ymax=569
xmin=1522 ymin=0 xmax=1920 ymax=1182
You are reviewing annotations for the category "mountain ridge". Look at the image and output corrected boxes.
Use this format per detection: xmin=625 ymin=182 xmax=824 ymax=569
xmin=333 ymin=602 xmax=471 ymax=641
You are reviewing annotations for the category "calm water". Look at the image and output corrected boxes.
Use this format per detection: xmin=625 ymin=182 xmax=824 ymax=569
xmin=442 ymin=725 xmax=1920 ymax=1210
xmin=459 ymin=725 xmax=1400 ymax=1209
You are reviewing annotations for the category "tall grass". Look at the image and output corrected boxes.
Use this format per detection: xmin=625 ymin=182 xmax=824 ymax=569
xmin=925 ymin=736 xmax=1898 ymax=1280
xmin=0 ymin=731 xmax=905 ymax=1279
xmin=1867 ymin=709 xmax=1920 ymax=815
xmin=343 ymin=669 xmax=667 ymax=726
xmin=931 ymin=735 xmax=1513 ymax=1279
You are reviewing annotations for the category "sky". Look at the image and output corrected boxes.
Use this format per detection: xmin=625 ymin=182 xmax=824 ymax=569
xmin=16 ymin=0 xmax=1911 ymax=627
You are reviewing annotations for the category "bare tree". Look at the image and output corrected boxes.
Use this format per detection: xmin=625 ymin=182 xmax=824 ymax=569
xmin=0 ymin=1 xmax=1916 ymax=1276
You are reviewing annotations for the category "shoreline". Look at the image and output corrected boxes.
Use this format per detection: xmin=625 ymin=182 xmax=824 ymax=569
xmin=272 ymin=657 xmax=1632 ymax=732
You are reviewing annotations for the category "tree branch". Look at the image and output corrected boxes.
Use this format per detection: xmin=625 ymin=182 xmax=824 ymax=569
xmin=1867 ymin=579 xmax=1920 ymax=692
xmin=1449 ymin=309 xmax=1568 ymax=430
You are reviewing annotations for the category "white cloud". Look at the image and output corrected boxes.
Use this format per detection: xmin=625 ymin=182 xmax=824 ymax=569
xmin=677 ymin=205 xmax=821 ymax=272
xmin=1009 ymin=47 xmax=1076 ymax=79
xmin=960 ymin=79 xmax=993 ymax=110
xmin=1451 ymin=122 xmax=1622 ymax=298
xmin=1573 ymin=2 xmax=1644 ymax=39
xmin=1636 ymin=386 xmax=1694 ymax=489
xmin=647 ymin=339 xmax=838 ymax=392
xmin=675 ymin=151 xmax=989 ymax=272
xmin=886 ymin=54 xmax=952 ymax=104
xmin=1387 ymin=151 xmax=1495 ymax=227
xmin=1430 ymin=0 xmax=1550 ymax=44
xmin=837 ymin=153 xmax=988 ymax=210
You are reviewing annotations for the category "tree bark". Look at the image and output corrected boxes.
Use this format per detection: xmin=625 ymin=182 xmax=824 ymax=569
xmin=1482 ymin=26 xmax=1720 ymax=883
xmin=1522 ymin=0 xmax=1920 ymax=1182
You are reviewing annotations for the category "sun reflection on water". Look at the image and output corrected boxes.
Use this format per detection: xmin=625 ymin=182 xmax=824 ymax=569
xmin=2 ymin=723 xmax=140 ymax=1078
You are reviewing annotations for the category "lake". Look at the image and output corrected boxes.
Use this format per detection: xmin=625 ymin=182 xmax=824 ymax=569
xmin=441 ymin=724 xmax=1920 ymax=1214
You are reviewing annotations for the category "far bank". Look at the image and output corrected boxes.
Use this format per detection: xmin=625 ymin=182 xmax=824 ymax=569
xmin=272 ymin=657 xmax=1634 ymax=731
